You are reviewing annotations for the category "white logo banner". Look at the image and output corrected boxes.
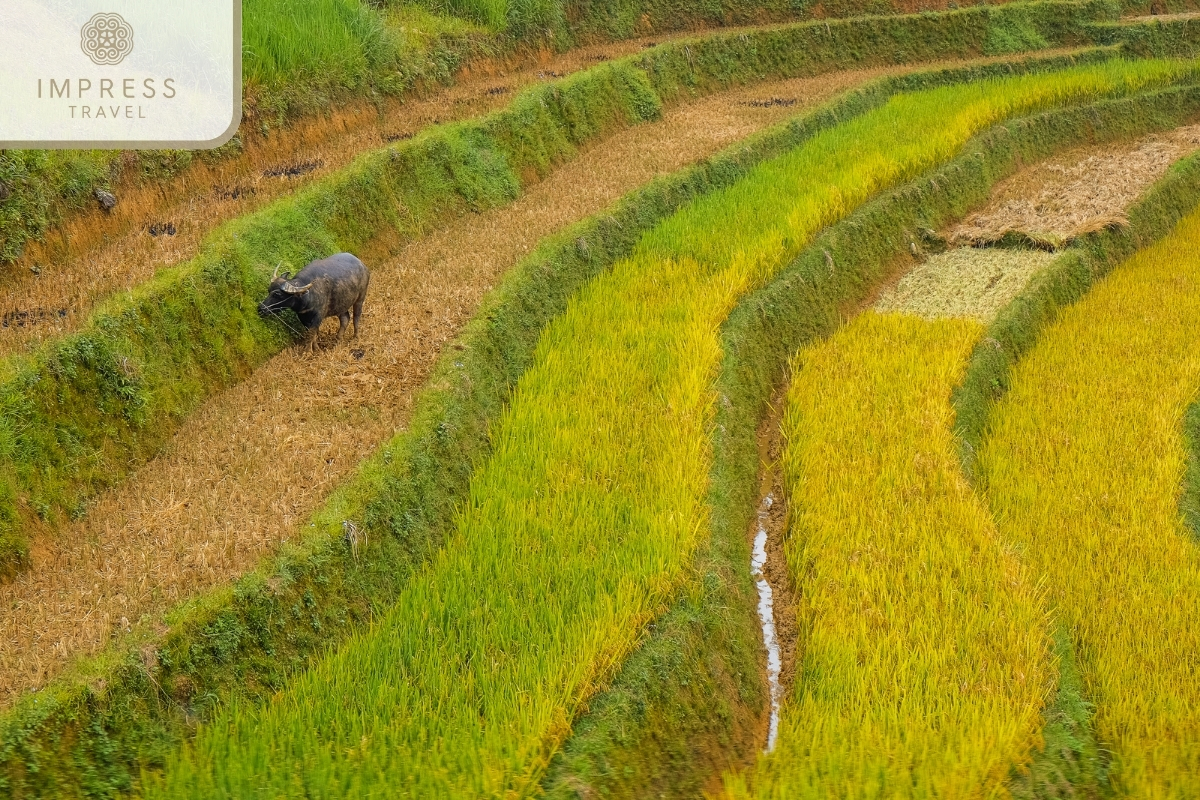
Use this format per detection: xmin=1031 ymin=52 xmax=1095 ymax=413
xmin=0 ymin=0 xmax=241 ymax=148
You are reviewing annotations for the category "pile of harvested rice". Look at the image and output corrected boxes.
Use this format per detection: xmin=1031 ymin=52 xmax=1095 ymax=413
xmin=875 ymin=247 xmax=1057 ymax=322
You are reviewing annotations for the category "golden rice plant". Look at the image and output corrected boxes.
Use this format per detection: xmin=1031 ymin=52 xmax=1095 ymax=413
xmin=141 ymin=59 xmax=1185 ymax=798
xmin=723 ymin=312 xmax=1051 ymax=799
xmin=981 ymin=204 xmax=1200 ymax=796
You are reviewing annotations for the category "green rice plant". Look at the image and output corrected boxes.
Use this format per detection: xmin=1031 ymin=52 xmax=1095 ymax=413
xmin=138 ymin=59 xmax=1184 ymax=798
xmin=243 ymin=0 xmax=400 ymax=90
xmin=723 ymin=311 xmax=1051 ymax=798
xmin=412 ymin=0 xmax=512 ymax=32
xmin=981 ymin=202 xmax=1200 ymax=796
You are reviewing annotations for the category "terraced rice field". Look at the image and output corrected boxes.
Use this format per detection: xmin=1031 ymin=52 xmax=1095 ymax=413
xmin=0 ymin=34 xmax=673 ymax=357
xmin=11 ymin=3 xmax=1200 ymax=795
xmin=724 ymin=108 xmax=1200 ymax=798
xmin=133 ymin=60 xmax=1186 ymax=797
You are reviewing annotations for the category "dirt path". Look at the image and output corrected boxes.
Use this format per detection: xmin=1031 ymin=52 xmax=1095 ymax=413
xmin=0 ymin=35 xmax=676 ymax=357
xmin=1123 ymin=10 xmax=1200 ymax=21
xmin=0 ymin=67 xmax=894 ymax=707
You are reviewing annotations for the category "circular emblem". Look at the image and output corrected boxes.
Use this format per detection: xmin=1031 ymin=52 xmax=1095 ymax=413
xmin=80 ymin=13 xmax=133 ymax=66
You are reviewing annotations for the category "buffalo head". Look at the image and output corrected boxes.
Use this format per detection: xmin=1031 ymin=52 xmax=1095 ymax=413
xmin=257 ymin=263 xmax=313 ymax=318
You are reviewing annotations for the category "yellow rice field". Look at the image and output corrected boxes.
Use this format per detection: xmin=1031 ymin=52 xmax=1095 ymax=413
xmin=725 ymin=312 xmax=1051 ymax=799
xmin=981 ymin=205 xmax=1200 ymax=796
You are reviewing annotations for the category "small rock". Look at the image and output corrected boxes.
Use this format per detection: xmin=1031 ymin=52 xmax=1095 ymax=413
xmin=351 ymin=348 xmax=364 ymax=360
xmin=94 ymin=188 xmax=116 ymax=212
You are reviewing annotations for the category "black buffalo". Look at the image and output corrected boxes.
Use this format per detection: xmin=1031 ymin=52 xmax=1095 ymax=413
xmin=257 ymin=253 xmax=370 ymax=351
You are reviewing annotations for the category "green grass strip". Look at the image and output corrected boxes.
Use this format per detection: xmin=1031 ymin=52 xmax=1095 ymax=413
xmin=135 ymin=59 xmax=1186 ymax=799
xmin=628 ymin=0 xmax=1114 ymax=105
xmin=981 ymin=195 xmax=1200 ymax=797
xmin=0 ymin=58 xmax=664 ymax=576
xmin=1087 ymin=15 xmax=1200 ymax=60
xmin=1180 ymin=398 xmax=1200 ymax=539
xmin=0 ymin=49 xmax=1124 ymax=800
xmin=544 ymin=81 xmax=1200 ymax=798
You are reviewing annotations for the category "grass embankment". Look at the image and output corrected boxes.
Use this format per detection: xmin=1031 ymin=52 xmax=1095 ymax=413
xmin=546 ymin=78 xmax=1200 ymax=797
xmin=722 ymin=312 xmax=1048 ymax=798
xmin=133 ymin=60 xmax=1186 ymax=798
xmin=0 ymin=4 xmax=1117 ymax=572
xmin=243 ymin=1 xmax=488 ymax=119
xmin=0 ymin=0 xmax=1116 ymax=268
xmin=981 ymin=202 xmax=1200 ymax=796
xmin=566 ymin=0 xmax=1052 ymax=42
xmin=1087 ymin=14 xmax=1200 ymax=60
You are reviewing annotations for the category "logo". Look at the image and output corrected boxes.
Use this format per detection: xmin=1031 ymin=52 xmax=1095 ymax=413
xmin=80 ymin=13 xmax=134 ymax=66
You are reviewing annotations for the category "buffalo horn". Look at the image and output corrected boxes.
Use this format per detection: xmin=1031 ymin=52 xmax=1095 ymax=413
xmin=272 ymin=262 xmax=282 ymax=279
xmin=283 ymin=281 xmax=312 ymax=294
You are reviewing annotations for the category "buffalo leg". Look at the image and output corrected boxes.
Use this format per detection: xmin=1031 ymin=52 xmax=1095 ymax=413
xmin=352 ymin=298 xmax=364 ymax=338
xmin=337 ymin=312 xmax=350 ymax=340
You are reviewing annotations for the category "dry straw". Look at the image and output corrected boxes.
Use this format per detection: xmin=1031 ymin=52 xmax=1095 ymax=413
xmin=951 ymin=123 xmax=1200 ymax=248
xmin=875 ymin=246 xmax=1057 ymax=321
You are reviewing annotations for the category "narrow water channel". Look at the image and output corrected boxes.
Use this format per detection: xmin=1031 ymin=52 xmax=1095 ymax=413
xmin=752 ymin=492 xmax=783 ymax=752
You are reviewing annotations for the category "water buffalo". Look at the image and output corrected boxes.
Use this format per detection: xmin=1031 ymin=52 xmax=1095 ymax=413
xmin=257 ymin=253 xmax=370 ymax=351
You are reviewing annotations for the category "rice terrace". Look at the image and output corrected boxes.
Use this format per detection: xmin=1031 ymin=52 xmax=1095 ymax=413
xmin=4 ymin=0 xmax=1200 ymax=796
